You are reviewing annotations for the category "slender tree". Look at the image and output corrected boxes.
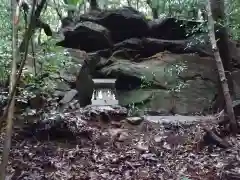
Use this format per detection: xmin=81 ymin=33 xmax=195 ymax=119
xmin=0 ymin=0 xmax=17 ymax=178
xmin=209 ymin=0 xmax=234 ymax=111
xmin=89 ymin=0 xmax=99 ymax=10
xmin=146 ymin=0 xmax=160 ymax=19
xmin=0 ymin=0 xmax=37 ymax=125
xmin=206 ymin=0 xmax=238 ymax=133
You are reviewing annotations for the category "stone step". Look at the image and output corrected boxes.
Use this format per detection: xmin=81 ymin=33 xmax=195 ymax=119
xmin=93 ymin=79 xmax=116 ymax=88
xmin=91 ymin=99 xmax=119 ymax=106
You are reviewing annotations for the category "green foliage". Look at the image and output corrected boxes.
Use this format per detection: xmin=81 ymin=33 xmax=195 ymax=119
xmin=21 ymin=38 xmax=73 ymax=93
xmin=226 ymin=0 xmax=240 ymax=39
xmin=64 ymin=0 xmax=83 ymax=5
xmin=0 ymin=2 xmax=11 ymax=85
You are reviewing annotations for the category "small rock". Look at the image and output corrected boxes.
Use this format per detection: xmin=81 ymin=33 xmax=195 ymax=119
xmin=111 ymin=121 xmax=122 ymax=128
xmin=118 ymin=131 xmax=129 ymax=142
xmin=154 ymin=135 xmax=164 ymax=143
xmin=59 ymin=89 xmax=78 ymax=104
xmin=141 ymin=153 xmax=158 ymax=161
xmin=53 ymin=90 xmax=65 ymax=97
xmin=88 ymin=171 xmax=98 ymax=180
xmin=108 ymin=128 xmax=124 ymax=137
xmin=137 ymin=167 xmax=149 ymax=179
xmin=126 ymin=116 xmax=144 ymax=125
xmin=29 ymin=94 xmax=46 ymax=110
xmin=163 ymin=142 xmax=172 ymax=150
xmin=136 ymin=142 xmax=149 ymax=152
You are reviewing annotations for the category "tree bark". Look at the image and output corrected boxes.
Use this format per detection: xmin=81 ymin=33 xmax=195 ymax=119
xmin=152 ymin=8 xmax=158 ymax=19
xmin=127 ymin=0 xmax=131 ymax=6
xmin=89 ymin=0 xmax=99 ymax=10
xmin=19 ymin=0 xmax=47 ymax=53
xmin=210 ymin=0 xmax=234 ymax=111
xmin=146 ymin=0 xmax=159 ymax=19
xmin=206 ymin=0 xmax=238 ymax=133
xmin=0 ymin=0 xmax=18 ymax=178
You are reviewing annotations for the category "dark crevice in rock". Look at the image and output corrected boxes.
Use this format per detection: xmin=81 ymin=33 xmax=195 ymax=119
xmin=115 ymin=75 xmax=142 ymax=90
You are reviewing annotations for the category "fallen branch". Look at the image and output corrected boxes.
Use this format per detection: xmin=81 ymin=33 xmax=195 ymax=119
xmin=203 ymin=126 xmax=230 ymax=148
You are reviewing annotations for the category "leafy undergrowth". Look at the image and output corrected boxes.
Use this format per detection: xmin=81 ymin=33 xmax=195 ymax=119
xmin=0 ymin=111 xmax=240 ymax=180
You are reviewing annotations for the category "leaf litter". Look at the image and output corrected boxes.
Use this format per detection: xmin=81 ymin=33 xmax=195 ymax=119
xmin=0 ymin=105 xmax=240 ymax=180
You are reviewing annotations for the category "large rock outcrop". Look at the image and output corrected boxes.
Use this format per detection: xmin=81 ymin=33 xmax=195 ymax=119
xmin=57 ymin=7 xmax=204 ymax=51
xmin=148 ymin=18 xmax=203 ymax=40
xmin=73 ymin=51 xmax=217 ymax=114
xmin=79 ymin=7 xmax=149 ymax=42
xmin=97 ymin=52 xmax=217 ymax=90
xmin=55 ymin=7 xmax=240 ymax=115
xmin=56 ymin=21 xmax=113 ymax=51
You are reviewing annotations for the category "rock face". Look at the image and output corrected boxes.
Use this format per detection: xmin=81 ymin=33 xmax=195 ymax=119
xmin=95 ymin=52 xmax=217 ymax=114
xmin=148 ymin=18 xmax=203 ymax=40
xmin=56 ymin=7 xmax=240 ymax=115
xmin=80 ymin=7 xmax=149 ymax=43
xmin=98 ymin=52 xmax=217 ymax=90
xmin=56 ymin=21 xmax=113 ymax=51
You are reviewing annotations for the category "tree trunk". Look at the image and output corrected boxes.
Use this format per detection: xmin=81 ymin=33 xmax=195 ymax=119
xmin=89 ymin=0 xmax=99 ymax=10
xmin=210 ymin=0 xmax=234 ymax=111
xmin=152 ymin=8 xmax=158 ymax=19
xmin=146 ymin=0 xmax=159 ymax=19
xmin=206 ymin=0 xmax=238 ymax=133
xmin=19 ymin=0 xmax=47 ymax=53
xmin=0 ymin=0 xmax=18 ymax=179
xmin=127 ymin=0 xmax=131 ymax=6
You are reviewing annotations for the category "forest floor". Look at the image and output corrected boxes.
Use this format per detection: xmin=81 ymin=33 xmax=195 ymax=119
xmin=0 ymin=110 xmax=240 ymax=180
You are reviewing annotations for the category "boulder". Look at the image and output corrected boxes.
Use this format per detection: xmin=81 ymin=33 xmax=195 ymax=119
xmin=79 ymin=7 xmax=149 ymax=42
xmin=113 ymin=38 xmax=144 ymax=51
xmin=59 ymin=89 xmax=78 ymax=105
xmin=141 ymin=38 xmax=212 ymax=58
xmin=29 ymin=94 xmax=47 ymax=110
xmin=54 ymin=7 xmax=240 ymax=116
xmin=56 ymin=21 xmax=113 ymax=51
xmin=126 ymin=117 xmax=144 ymax=125
xmin=112 ymin=37 xmax=212 ymax=59
xmin=117 ymin=79 xmax=216 ymax=115
xmin=117 ymin=89 xmax=156 ymax=106
xmin=93 ymin=51 xmax=218 ymax=114
xmin=232 ymin=70 xmax=240 ymax=99
xmin=111 ymin=48 xmax=141 ymax=60
xmin=148 ymin=18 xmax=203 ymax=40
xmin=97 ymin=52 xmax=217 ymax=90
